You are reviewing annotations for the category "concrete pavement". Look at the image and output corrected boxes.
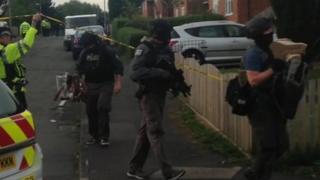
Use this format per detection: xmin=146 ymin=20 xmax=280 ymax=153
xmin=25 ymin=36 xmax=80 ymax=179
xmin=79 ymin=65 xmax=241 ymax=180
xmin=79 ymin=64 xmax=316 ymax=180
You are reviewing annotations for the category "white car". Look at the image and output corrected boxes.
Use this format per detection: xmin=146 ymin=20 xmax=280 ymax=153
xmin=170 ymin=21 xmax=254 ymax=65
xmin=0 ymin=80 xmax=43 ymax=180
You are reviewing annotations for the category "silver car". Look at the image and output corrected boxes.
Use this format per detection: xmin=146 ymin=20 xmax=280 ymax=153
xmin=170 ymin=21 xmax=254 ymax=65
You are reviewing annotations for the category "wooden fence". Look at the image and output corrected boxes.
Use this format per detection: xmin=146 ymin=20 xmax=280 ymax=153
xmin=175 ymin=54 xmax=320 ymax=153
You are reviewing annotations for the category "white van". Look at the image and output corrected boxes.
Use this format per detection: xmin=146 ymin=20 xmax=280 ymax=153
xmin=63 ymin=14 xmax=97 ymax=51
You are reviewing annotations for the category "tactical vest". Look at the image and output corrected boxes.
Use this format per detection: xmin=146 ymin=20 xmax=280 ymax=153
xmin=78 ymin=46 xmax=115 ymax=83
xmin=140 ymin=41 xmax=175 ymax=92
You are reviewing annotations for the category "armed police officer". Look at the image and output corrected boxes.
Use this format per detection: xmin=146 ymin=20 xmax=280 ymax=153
xmin=127 ymin=19 xmax=190 ymax=180
xmin=77 ymin=32 xmax=123 ymax=147
xmin=0 ymin=13 xmax=42 ymax=109
xmin=243 ymin=17 xmax=289 ymax=180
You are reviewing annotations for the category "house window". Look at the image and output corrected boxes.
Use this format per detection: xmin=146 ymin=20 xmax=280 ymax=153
xmin=212 ymin=0 xmax=219 ymax=13
xmin=225 ymin=0 xmax=233 ymax=16
xmin=181 ymin=6 xmax=186 ymax=16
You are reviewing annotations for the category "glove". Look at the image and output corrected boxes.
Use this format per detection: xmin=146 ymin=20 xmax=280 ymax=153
xmin=271 ymin=59 xmax=286 ymax=72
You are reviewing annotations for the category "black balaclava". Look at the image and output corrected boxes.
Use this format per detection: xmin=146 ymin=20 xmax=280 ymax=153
xmin=150 ymin=19 xmax=173 ymax=44
xmin=80 ymin=32 xmax=100 ymax=48
xmin=245 ymin=17 xmax=273 ymax=50
xmin=255 ymin=32 xmax=273 ymax=51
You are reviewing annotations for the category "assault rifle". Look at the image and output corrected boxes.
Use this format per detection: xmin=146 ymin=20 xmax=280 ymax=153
xmin=156 ymin=55 xmax=191 ymax=97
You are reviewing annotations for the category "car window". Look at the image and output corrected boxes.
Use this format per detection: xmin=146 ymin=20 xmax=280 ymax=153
xmin=225 ymin=25 xmax=245 ymax=37
xmin=0 ymin=81 xmax=19 ymax=118
xmin=171 ymin=30 xmax=180 ymax=38
xmin=185 ymin=28 xmax=198 ymax=36
xmin=185 ymin=26 xmax=227 ymax=38
xmin=198 ymin=26 xmax=227 ymax=38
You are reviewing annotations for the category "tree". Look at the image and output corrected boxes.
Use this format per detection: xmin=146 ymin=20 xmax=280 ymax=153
xmin=9 ymin=0 xmax=58 ymax=26
xmin=122 ymin=0 xmax=141 ymax=18
xmin=108 ymin=0 xmax=125 ymax=20
xmin=55 ymin=1 xmax=102 ymax=17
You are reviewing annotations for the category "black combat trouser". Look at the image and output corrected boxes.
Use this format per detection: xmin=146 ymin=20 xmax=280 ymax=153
xmin=85 ymin=82 xmax=113 ymax=141
xmin=129 ymin=92 xmax=174 ymax=177
xmin=247 ymin=92 xmax=289 ymax=180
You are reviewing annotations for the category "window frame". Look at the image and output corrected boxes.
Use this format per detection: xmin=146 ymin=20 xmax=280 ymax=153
xmin=225 ymin=0 xmax=233 ymax=16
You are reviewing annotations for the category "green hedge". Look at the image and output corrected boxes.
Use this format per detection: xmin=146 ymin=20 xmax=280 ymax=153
xmin=166 ymin=14 xmax=226 ymax=26
xmin=116 ymin=27 xmax=149 ymax=56
xmin=111 ymin=13 xmax=226 ymax=56
xmin=111 ymin=17 xmax=130 ymax=39
xmin=125 ymin=16 xmax=153 ymax=31
xmin=112 ymin=14 xmax=226 ymax=36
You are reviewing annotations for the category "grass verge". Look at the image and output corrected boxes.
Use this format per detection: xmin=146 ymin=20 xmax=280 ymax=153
xmin=170 ymin=99 xmax=320 ymax=178
xmin=170 ymin=99 xmax=250 ymax=166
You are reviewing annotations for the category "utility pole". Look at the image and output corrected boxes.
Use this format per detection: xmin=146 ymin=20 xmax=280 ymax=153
xmin=103 ymin=0 xmax=107 ymax=34
xmin=39 ymin=0 xmax=42 ymax=12
xmin=8 ymin=0 xmax=12 ymax=27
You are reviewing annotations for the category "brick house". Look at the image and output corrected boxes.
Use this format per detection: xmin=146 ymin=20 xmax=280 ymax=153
xmin=208 ymin=0 xmax=270 ymax=23
xmin=142 ymin=0 xmax=155 ymax=17
xmin=173 ymin=0 xmax=209 ymax=17
xmin=141 ymin=0 xmax=174 ymax=18
xmin=141 ymin=0 xmax=209 ymax=18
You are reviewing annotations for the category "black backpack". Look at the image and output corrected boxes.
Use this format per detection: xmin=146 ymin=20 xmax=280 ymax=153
xmin=225 ymin=72 xmax=252 ymax=116
xmin=278 ymin=56 xmax=308 ymax=119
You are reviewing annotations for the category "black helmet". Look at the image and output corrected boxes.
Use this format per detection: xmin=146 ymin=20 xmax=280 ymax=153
xmin=80 ymin=32 xmax=100 ymax=47
xmin=0 ymin=26 xmax=11 ymax=37
xmin=150 ymin=19 xmax=173 ymax=43
xmin=244 ymin=17 xmax=273 ymax=39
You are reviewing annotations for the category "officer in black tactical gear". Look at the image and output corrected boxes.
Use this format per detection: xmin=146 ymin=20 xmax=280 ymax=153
xmin=243 ymin=17 xmax=289 ymax=180
xmin=77 ymin=32 xmax=123 ymax=147
xmin=126 ymin=19 xmax=186 ymax=180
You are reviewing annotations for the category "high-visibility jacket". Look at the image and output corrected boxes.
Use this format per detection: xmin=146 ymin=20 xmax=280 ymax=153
xmin=41 ymin=20 xmax=51 ymax=29
xmin=0 ymin=27 xmax=37 ymax=82
xmin=19 ymin=21 xmax=31 ymax=36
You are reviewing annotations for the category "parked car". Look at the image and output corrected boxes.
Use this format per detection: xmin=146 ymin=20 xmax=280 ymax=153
xmin=0 ymin=80 xmax=43 ymax=180
xmin=71 ymin=25 xmax=105 ymax=60
xmin=170 ymin=21 xmax=254 ymax=66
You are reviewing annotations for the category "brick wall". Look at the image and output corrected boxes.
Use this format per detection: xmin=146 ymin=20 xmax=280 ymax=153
xmin=142 ymin=0 xmax=155 ymax=17
xmin=217 ymin=0 xmax=270 ymax=23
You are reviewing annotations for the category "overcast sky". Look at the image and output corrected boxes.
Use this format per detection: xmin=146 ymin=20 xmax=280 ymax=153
xmin=52 ymin=0 xmax=109 ymax=11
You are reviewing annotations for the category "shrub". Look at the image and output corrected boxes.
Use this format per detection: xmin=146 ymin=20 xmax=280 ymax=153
xmin=116 ymin=27 xmax=149 ymax=56
xmin=111 ymin=17 xmax=129 ymax=39
xmin=116 ymin=14 xmax=226 ymax=33
xmin=125 ymin=16 xmax=153 ymax=31
xmin=166 ymin=13 xmax=226 ymax=27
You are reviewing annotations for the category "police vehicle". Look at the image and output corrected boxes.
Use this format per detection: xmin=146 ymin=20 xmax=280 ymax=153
xmin=0 ymin=80 xmax=43 ymax=179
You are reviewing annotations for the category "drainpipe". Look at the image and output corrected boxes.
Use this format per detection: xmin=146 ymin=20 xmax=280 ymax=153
xmin=247 ymin=0 xmax=251 ymax=21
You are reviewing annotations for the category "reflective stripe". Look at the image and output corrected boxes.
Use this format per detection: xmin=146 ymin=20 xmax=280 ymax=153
xmin=23 ymin=111 xmax=35 ymax=130
xmin=0 ymin=112 xmax=36 ymax=148
xmin=24 ymin=146 xmax=35 ymax=166
xmin=17 ymin=41 xmax=25 ymax=57
xmin=12 ymin=115 xmax=35 ymax=138
xmin=0 ymin=126 xmax=15 ymax=147
xmin=1 ymin=118 xmax=28 ymax=143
